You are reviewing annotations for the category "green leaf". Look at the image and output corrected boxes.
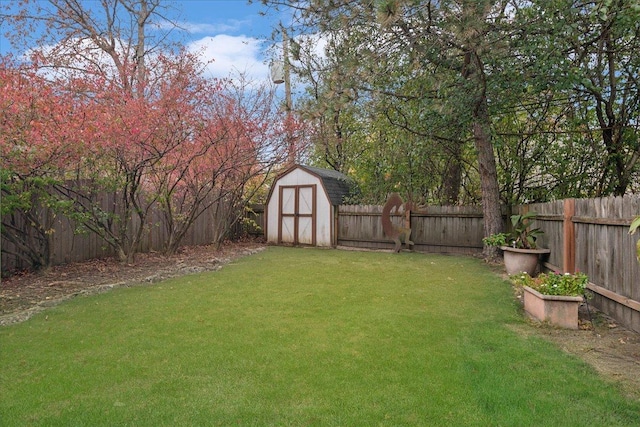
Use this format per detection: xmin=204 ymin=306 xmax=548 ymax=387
xmin=629 ymin=216 xmax=640 ymax=235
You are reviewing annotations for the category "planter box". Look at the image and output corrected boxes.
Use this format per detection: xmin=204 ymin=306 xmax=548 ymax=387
xmin=523 ymin=286 xmax=583 ymax=329
xmin=501 ymin=246 xmax=551 ymax=276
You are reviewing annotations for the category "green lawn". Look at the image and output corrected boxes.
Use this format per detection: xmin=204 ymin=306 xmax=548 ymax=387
xmin=1 ymin=247 xmax=639 ymax=426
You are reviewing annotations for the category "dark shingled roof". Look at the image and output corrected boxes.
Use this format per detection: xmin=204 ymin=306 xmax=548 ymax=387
xmin=298 ymin=165 xmax=355 ymax=206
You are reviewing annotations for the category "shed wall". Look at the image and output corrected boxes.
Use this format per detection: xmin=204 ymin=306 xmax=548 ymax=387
xmin=266 ymin=168 xmax=334 ymax=247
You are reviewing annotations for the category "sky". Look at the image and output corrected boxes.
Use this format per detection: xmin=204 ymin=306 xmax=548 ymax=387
xmin=170 ymin=0 xmax=284 ymax=81
xmin=0 ymin=0 xmax=286 ymax=83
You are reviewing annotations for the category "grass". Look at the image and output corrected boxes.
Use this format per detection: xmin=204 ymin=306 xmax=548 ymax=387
xmin=1 ymin=246 xmax=639 ymax=426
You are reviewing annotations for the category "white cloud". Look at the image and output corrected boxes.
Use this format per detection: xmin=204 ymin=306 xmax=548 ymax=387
xmin=187 ymin=34 xmax=270 ymax=82
xmin=156 ymin=19 xmax=248 ymax=35
xmin=296 ymin=33 xmax=328 ymax=61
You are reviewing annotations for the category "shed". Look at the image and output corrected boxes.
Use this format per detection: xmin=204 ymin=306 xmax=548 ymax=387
xmin=265 ymin=164 xmax=354 ymax=247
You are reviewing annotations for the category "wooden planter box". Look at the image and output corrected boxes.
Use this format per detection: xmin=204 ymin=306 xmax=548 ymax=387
xmin=523 ymin=286 xmax=583 ymax=329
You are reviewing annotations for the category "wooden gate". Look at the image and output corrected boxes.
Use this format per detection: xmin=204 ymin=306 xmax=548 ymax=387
xmin=278 ymin=185 xmax=316 ymax=245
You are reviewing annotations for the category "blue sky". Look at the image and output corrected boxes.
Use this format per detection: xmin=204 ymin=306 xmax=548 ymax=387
xmin=0 ymin=0 xmax=286 ymax=83
xmin=171 ymin=1 xmax=284 ymax=81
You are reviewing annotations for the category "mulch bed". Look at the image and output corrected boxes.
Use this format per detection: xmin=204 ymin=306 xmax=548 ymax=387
xmin=1 ymin=240 xmax=266 ymax=326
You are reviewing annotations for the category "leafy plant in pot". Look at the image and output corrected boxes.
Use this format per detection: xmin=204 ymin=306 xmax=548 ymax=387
xmin=483 ymin=212 xmax=550 ymax=276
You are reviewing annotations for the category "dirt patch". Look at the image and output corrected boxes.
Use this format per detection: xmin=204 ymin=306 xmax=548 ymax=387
xmin=0 ymin=240 xmax=266 ymax=326
xmin=2 ymin=245 xmax=639 ymax=401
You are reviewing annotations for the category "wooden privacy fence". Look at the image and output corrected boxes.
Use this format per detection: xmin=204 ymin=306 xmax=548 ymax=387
xmin=518 ymin=196 xmax=640 ymax=333
xmin=1 ymin=196 xmax=244 ymax=274
xmin=337 ymin=204 xmax=486 ymax=255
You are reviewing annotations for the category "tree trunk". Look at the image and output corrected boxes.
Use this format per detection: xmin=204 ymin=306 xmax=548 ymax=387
xmin=135 ymin=0 xmax=148 ymax=96
xmin=463 ymin=48 xmax=503 ymax=260
xmin=440 ymin=147 xmax=462 ymax=204
xmin=474 ymin=99 xmax=503 ymax=260
xmin=115 ymin=247 xmax=128 ymax=263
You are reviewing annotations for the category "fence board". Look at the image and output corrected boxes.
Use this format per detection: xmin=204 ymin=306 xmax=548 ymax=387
xmin=574 ymin=196 xmax=639 ymax=333
xmin=518 ymin=201 xmax=565 ymax=269
xmin=2 ymin=193 xmax=246 ymax=274
xmin=337 ymin=204 xmax=485 ymax=254
xmin=517 ymin=195 xmax=639 ymax=333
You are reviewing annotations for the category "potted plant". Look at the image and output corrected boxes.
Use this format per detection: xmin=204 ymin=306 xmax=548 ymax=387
xmin=511 ymin=271 xmax=590 ymax=329
xmin=483 ymin=212 xmax=550 ymax=275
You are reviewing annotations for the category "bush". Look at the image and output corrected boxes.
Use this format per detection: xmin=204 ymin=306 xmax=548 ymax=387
xmin=511 ymin=271 xmax=589 ymax=297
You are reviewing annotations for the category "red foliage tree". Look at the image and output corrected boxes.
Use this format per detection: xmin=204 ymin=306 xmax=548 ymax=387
xmin=2 ymin=1 xmax=288 ymax=271
xmin=148 ymin=66 xmax=283 ymax=254
xmin=0 ymin=60 xmax=87 ymax=271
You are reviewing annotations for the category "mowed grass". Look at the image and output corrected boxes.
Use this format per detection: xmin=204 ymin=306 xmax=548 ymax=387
xmin=1 ymin=247 xmax=639 ymax=426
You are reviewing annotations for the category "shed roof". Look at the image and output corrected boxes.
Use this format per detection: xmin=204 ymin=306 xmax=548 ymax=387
xmin=276 ymin=164 xmax=354 ymax=206
xmin=299 ymin=165 xmax=354 ymax=205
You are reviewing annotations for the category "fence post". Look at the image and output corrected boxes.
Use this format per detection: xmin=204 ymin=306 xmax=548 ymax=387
xmin=563 ymin=198 xmax=576 ymax=273
xmin=408 ymin=207 xmax=415 ymax=249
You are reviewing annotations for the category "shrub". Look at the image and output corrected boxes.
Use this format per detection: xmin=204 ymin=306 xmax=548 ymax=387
xmin=511 ymin=271 xmax=589 ymax=297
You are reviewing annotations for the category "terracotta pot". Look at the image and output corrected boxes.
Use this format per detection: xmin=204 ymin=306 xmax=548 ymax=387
xmin=523 ymin=285 xmax=583 ymax=329
xmin=500 ymin=246 xmax=551 ymax=276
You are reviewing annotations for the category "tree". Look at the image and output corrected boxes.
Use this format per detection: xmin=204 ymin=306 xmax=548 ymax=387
xmin=149 ymin=69 xmax=283 ymax=254
xmin=47 ymin=57 xmax=195 ymax=263
xmin=292 ymin=26 xmax=472 ymax=205
xmin=261 ymin=0 xmax=513 ymax=258
xmin=500 ymin=0 xmax=640 ymax=201
xmin=2 ymin=1 xmax=286 ymax=267
xmin=1 ymin=0 xmax=183 ymax=263
xmin=0 ymin=61 xmax=82 ymax=271
xmin=2 ymin=0 xmax=176 ymax=96
xmin=262 ymin=0 xmax=639 ymax=254
xmin=549 ymin=0 xmax=640 ymax=195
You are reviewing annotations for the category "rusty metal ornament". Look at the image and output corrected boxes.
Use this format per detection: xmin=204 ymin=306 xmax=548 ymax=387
xmin=382 ymin=193 xmax=413 ymax=253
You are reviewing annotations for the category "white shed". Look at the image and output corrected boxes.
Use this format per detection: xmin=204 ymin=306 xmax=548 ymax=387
xmin=265 ymin=164 xmax=354 ymax=247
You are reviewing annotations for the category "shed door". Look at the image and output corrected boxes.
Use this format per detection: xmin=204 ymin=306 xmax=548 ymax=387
xmin=279 ymin=185 xmax=316 ymax=246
